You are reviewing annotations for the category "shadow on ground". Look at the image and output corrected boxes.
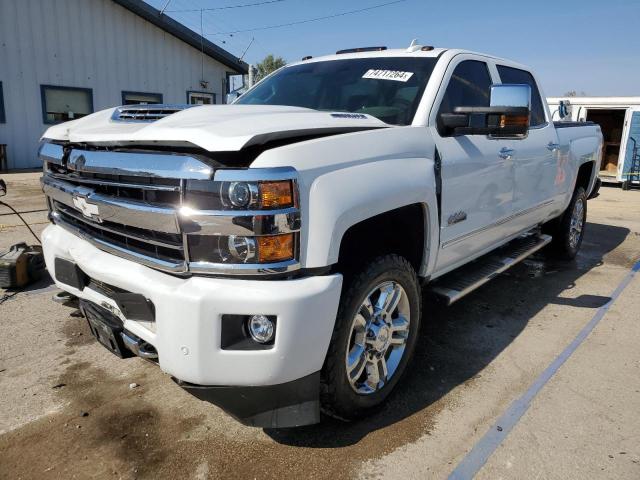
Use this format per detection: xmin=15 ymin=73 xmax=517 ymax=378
xmin=266 ymin=222 xmax=631 ymax=448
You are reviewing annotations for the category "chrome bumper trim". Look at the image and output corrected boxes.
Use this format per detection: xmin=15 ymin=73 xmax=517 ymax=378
xmin=188 ymin=259 xmax=300 ymax=275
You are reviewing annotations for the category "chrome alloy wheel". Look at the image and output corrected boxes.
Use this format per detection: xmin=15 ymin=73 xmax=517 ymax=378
xmin=569 ymin=197 xmax=585 ymax=249
xmin=345 ymin=281 xmax=411 ymax=395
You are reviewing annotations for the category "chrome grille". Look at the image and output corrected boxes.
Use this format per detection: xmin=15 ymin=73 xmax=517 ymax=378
xmin=54 ymin=201 xmax=184 ymax=263
xmin=40 ymin=144 xmax=301 ymax=276
xmin=46 ymin=162 xmax=181 ymax=204
xmin=111 ymin=104 xmax=197 ymax=122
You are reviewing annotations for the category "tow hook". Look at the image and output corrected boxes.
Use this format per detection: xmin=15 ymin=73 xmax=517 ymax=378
xmin=121 ymin=331 xmax=158 ymax=360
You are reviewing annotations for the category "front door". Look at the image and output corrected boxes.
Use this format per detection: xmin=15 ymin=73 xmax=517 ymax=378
xmin=431 ymin=58 xmax=515 ymax=273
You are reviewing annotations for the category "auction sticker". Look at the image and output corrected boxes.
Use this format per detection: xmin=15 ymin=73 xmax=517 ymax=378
xmin=362 ymin=69 xmax=414 ymax=82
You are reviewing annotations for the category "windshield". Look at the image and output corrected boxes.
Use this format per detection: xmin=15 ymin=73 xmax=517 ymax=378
xmin=236 ymin=57 xmax=438 ymax=126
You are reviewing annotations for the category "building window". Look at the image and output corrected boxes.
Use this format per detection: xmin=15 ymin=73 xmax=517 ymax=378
xmin=0 ymin=82 xmax=5 ymax=123
xmin=122 ymin=91 xmax=163 ymax=105
xmin=187 ymin=91 xmax=215 ymax=105
xmin=41 ymin=85 xmax=94 ymax=124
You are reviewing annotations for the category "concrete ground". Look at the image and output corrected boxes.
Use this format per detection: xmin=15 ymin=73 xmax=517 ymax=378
xmin=0 ymin=172 xmax=639 ymax=480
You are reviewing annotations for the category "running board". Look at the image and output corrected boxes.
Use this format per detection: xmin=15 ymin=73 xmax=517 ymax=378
xmin=429 ymin=233 xmax=552 ymax=305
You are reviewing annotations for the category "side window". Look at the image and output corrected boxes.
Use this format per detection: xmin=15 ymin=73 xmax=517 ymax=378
xmin=437 ymin=60 xmax=492 ymax=135
xmin=496 ymin=65 xmax=546 ymax=127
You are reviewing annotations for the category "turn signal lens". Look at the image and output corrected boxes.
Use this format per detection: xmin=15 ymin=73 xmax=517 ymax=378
xmin=257 ymin=233 xmax=294 ymax=263
xmin=258 ymin=181 xmax=294 ymax=209
xmin=500 ymin=114 xmax=529 ymax=128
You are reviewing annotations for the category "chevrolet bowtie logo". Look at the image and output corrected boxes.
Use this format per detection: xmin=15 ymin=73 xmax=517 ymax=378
xmin=72 ymin=195 xmax=101 ymax=222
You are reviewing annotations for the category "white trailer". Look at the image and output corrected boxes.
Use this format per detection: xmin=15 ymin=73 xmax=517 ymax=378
xmin=548 ymin=97 xmax=640 ymax=189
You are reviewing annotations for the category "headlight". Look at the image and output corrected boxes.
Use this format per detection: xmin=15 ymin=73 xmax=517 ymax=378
xmin=181 ymin=168 xmax=300 ymax=271
xmin=184 ymin=179 xmax=296 ymax=210
xmin=227 ymin=182 xmax=255 ymax=208
xmin=190 ymin=233 xmax=296 ymax=265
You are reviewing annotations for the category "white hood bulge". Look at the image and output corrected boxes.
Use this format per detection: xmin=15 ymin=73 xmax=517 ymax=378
xmin=42 ymin=105 xmax=389 ymax=152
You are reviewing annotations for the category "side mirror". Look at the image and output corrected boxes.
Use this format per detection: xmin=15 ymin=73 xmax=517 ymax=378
xmin=439 ymin=84 xmax=531 ymax=137
xmin=0 ymin=179 xmax=6 ymax=197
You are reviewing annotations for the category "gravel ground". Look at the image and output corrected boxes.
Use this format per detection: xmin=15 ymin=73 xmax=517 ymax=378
xmin=0 ymin=173 xmax=639 ymax=479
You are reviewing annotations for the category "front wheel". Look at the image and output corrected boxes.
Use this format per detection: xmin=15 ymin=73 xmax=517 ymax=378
xmin=545 ymin=186 xmax=587 ymax=260
xmin=320 ymin=254 xmax=421 ymax=420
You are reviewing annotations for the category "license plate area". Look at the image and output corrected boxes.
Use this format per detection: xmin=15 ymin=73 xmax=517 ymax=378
xmin=81 ymin=300 xmax=134 ymax=358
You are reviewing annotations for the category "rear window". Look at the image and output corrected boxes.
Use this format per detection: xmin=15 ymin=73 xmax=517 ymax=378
xmin=236 ymin=57 xmax=438 ymax=126
xmin=496 ymin=65 xmax=546 ymax=127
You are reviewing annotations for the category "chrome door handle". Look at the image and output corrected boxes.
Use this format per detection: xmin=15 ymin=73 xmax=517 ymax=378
xmin=499 ymin=147 xmax=515 ymax=159
xmin=547 ymin=142 xmax=560 ymax=151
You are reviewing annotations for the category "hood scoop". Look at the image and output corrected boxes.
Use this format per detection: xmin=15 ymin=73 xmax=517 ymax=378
xmin=111 ymin=104 xmax=198 ymax=123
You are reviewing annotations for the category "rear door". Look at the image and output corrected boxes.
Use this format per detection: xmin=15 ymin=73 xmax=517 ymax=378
xmin=430 ymin=56 xmax=515 ymax=272
xmin=495 ymin=65 xmax=559 ymax=230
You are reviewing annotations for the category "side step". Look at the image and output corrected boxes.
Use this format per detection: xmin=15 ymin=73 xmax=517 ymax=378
xmin=429 ymin=233 xmax=552 ymax=305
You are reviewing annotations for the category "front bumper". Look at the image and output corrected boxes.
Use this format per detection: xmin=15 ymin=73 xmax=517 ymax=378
xmin=42 ymin=225 xmax=342 ymax=425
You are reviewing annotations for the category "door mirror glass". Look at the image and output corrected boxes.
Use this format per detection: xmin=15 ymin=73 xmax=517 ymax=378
xmin=488 ymin=83 xmax=531 ymax=138
xmin=490 ymin=84 xmax=531 ymax=109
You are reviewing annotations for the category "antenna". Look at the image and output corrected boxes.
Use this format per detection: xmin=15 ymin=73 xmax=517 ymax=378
xmin=406 ymin=39 xmax=429 ymax=53
xmin=240 ymin=37 xmax=255 ymax=61
xmin=159 ymin=0 xmax=172 ymax=15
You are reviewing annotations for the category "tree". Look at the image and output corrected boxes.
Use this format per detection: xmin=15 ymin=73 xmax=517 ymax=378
xmin=254 ymin=55 xmax=286 ymax=82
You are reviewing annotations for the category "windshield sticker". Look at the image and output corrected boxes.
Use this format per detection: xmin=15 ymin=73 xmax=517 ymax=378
xmin=362 ymin=69 xmax=414 ymax=82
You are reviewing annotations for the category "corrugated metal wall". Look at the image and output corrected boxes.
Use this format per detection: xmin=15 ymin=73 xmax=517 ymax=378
xmin=0 ymin=0 xmax=236 ymax=169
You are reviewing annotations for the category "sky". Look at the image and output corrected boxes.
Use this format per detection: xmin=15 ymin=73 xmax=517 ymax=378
xmin=144 ymin=0 xmax=640 ymax=96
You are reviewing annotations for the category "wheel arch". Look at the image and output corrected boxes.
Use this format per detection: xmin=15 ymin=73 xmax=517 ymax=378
xmin=576 ymin=160 xmax=596 ymax=196
xmin=336 ymin=203 xmax=431 ymax=277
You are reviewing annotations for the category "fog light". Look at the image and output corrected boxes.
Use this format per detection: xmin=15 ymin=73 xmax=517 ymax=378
xmin=247 ymin=314 xmax=275 ymax=344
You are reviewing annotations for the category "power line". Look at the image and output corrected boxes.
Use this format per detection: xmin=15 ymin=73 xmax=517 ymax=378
xmin=167 ymin=0 xmax=285 ymax=13
xmin=206 ymin=0 xmax=407 ymax=35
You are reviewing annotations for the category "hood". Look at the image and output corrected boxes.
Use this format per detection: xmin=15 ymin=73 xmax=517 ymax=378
xmin=42 ymin=105 xmax=389 ymax=152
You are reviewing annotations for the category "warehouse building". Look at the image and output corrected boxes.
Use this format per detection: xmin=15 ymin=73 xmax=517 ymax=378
xmin=0 ymin=0 xmax=248 ymax=170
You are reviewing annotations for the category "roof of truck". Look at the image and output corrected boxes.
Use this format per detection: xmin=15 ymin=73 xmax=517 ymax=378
xmin=297 ymin=47 xmax=447 ymax=65
xmin=291 ymin=46 xmax=528 ymax=71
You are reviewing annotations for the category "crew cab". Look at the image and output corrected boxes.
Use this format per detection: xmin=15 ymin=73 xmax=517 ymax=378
xmin=39 ymin=44 xmax=602 ymax=428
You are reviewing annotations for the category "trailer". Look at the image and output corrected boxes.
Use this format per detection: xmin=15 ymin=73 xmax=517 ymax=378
xmin=548 ymin=97 xmax=640 ymax=189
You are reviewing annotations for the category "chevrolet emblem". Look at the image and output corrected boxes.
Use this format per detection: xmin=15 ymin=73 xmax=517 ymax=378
xmin=72 ymin=195 xmax=101 ymax=222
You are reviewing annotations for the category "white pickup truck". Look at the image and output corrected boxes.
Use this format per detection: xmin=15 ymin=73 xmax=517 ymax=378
xmin=39 ymin=44 xmax=602 ymax=428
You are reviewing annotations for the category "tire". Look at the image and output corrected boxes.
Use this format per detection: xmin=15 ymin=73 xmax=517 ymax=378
xmin=545 ymin=186 xmax=587 ymax=260
xmin=320 ymin=254 xmax=421 ymax=421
